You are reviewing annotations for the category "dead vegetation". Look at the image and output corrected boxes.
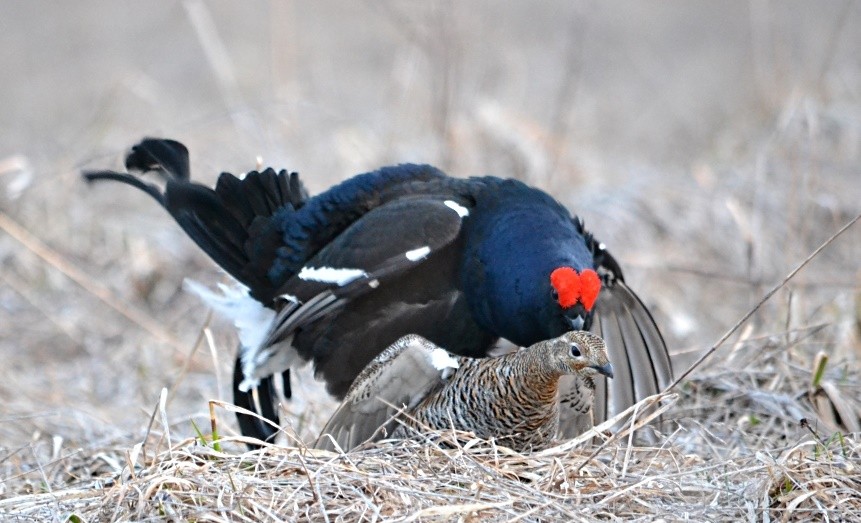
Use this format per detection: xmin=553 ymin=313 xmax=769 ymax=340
xmin=1 ymin=324 xmax=859 ymax=521
xmin=2 ymin=229 xmax=859 ymax=520
xmin=2 ymin=2 xmax=860 ymax=522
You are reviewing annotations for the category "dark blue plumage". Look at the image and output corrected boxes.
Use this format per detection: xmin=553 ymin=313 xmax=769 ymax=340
xmin=457 ymin=178 xmax=599 ymax=347
xmin=84 ymin=138 xmax=673 ymax=446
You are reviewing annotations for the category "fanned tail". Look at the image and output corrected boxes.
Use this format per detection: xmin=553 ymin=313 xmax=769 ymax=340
xmin=83 ymin=138 xmax=308 ymax=302
xmin=84 ymin=138 xmax=308 ymax=448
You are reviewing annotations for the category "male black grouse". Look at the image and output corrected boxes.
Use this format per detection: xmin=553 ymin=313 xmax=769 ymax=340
xmin=84 ymin=138 xmax=672 ymax=444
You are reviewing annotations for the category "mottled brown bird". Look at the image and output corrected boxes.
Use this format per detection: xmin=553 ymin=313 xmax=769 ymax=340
xmin=315 ymin=331 xmax=613 ymax=452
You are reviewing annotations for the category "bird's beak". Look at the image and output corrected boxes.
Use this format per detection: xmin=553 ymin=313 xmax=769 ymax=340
xmin=566 ymin=315 xmax=585 ymax=331
xmin=590 ymin=362 xmax=614 ymax=379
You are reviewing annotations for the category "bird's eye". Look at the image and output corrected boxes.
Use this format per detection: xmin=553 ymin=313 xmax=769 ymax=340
xmin=551 ymin=288 xmax=559 ymax=300
xmin=569 ymin=343 xmax=581 ymax=357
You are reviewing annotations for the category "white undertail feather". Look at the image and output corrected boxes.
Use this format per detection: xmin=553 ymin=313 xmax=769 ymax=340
xmin=184 ymin=279 xmax=304 ymax=392
xmin=183 ymin=279 xmax=274 ymax=351
xmin=239 ymin=337 xmax=303 ymax=392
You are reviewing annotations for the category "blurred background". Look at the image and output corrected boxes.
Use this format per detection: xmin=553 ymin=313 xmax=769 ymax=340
xmin=1 ymin=1 xmax=858 ymax=458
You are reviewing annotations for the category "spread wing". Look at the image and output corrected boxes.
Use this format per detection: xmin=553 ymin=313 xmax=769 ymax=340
xmin=564 ymin=279 xmax=672 ymax=435
xmin=315 ymin=335 xmax=457 ymax=452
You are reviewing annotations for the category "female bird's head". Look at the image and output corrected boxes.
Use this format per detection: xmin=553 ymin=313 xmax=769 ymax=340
xmin=538 ymin=330 xmax=613 ymax=379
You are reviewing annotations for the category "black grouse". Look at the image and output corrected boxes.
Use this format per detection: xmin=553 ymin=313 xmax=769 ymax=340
xmin=83 ymin=138 xmax=672 ymax=444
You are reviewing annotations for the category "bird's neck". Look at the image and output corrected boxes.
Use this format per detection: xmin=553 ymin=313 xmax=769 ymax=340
xmin=503 ymin=351 xmax=563 ymax=404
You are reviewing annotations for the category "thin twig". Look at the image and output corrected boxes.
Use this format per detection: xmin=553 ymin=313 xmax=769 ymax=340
xmin=667 ymin=212 xmax=861 ymax=391
xmin=0 ymin=209 xmax=187 ymax=354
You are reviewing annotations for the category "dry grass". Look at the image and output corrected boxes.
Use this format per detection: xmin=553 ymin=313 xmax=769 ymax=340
xmin=5 ymin=438 xmax=855 ymax=521
xmin=1 ymin=328 xmax=858 ymax=521
xmin=2 ymin=2 xmax=860 ymax=522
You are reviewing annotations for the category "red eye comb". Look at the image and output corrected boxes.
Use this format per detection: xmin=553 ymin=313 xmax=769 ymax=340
xmin=550 ymin=267 xmax=601 ymax=311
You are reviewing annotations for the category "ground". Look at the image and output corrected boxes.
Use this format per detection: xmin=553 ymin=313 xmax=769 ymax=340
xmin=0 ymin=2 xmax=859 ymax=521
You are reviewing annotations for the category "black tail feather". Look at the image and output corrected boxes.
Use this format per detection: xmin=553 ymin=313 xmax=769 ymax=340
xmin=288 ymin=171 xmax=309 ymax=208
xmin=232 ymin=356 xmax=280 ymax=447
xmin=83 ymin=138 xmax=308 ymax=300
xmin=215 ymin=168 xmax=299 ymax=226
xmin=82 ymin=170 xmax=166 ymax=204
xmin=124 ymin=138 xmax=190 ymax=180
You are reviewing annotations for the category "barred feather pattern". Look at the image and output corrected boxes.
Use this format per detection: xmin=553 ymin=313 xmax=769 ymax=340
xmin=393 ymin=331 xmax=610 ymax=451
